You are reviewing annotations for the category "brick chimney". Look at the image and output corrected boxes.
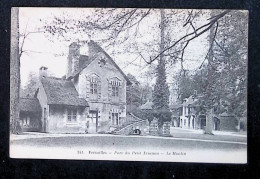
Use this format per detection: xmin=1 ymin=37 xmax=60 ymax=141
xmin=88 ymin=40 xmax=102 ymax=61
xmin=39 ymin=66 xmax=48 ymax=78
xmin=66 ymin=42 xmax=80 ymax=79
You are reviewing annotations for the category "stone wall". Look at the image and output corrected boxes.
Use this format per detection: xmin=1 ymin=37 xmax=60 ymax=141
xmin=162 ymin=122 xmax=171 ymax=136
xmin=149 ymin=118 xmax=159 ymax=135
xmin=47 ymin=105 xmax=87 ymax=133
xmin=219 ymin=116 xmax=239 ymax=132
xmin=115 ymin=119 xmax=148 ymax=135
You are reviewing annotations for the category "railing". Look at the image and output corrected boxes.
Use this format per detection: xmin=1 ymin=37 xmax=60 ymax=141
xmin=113 ymin=113 xmax=147 ymax=135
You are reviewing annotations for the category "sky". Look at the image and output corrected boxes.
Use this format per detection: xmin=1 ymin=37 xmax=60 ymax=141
xmin=19 ymin=8 xmax=210 ymax=88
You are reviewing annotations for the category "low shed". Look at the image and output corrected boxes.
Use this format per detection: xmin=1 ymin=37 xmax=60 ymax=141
xmin=218 ymin=112 xmax=240 ymax=132
xmin=19 ymin=98 xmax=42 ymax=132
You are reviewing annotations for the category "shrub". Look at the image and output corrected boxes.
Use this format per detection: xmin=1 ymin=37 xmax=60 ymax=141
xmin=132 ymin=109 xmax=153 ymax=123
xmin=152 ymin=109 xmax=171 ymax=128
xmin=132 ymin=108 xmax=171 ymax=127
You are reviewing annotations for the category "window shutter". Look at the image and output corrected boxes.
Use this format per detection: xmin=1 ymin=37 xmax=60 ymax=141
xmin=86 ymin=76 xmax=90 ymax=99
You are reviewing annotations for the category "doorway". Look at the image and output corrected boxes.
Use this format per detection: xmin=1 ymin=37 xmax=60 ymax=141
xmin=89 ymin=110 xmax=98 ymax=132
xmin=112 ymin=113 xmax=119 ymax=125
xmin=199 ymin=115 xmax=206 ymax=129
xmin=214 ymin=117 xmax=220 ymax=131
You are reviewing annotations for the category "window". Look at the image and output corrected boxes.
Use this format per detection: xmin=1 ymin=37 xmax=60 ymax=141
xmin=22 ymin=117 xmax=30 ymax=126
xmin=110 ymin=78 xmax=121 ymax=99
xmin=90 ymin=83 xmax=97 ymax=94
xmin=112 ymin=113 xmax=119 ymax=125
xmin=112 ymin=86 xmax=119 ymax=97
xmin=67 ymin=109 xmax=77 ymax=122
xmin=88 ymin=76 xmax=99 ymax=96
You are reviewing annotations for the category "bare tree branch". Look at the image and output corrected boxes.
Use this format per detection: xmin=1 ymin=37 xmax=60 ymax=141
xmin=147 ymin=10 xmax=231 ymax=64
xmin=19 ymin=20 xmax=29 ymax=58
xmin=89 ymin=9 xmax=138 ymax=30
xmin=199 ymin=22 xmax=219 ymax=69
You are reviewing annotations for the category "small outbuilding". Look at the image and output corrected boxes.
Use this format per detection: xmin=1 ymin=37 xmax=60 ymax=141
xmin=140 ymin=101 xmax=153 ymax=110
xmin=19 ymin=98 xmax=42 ymax=132
xmin=217 ymin=112 xmax=240 ymax=132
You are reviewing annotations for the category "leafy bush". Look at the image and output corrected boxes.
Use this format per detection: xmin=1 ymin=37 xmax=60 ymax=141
xmin=132 ymin=108 xmax=171 ymax=127
xmin=132 ymin=109 xmax=154 ymax=123
xmin=152 ymin=109 xmax=171 ymax=128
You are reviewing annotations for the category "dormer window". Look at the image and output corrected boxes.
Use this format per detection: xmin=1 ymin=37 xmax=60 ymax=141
xmin=112 ymin=86 xmax=119 ymax=97
xmin=90 ymin=83 xmax=98 ymax=94
xmin=86 ymin=74 xmax=101 ymax=100
xmin=108 ymin=77 xmax=122 ymax=101
xmin=89 ymin=76 xmax=99 ymax=95
xmin=111 ymin=80 xmax=121 ymax=97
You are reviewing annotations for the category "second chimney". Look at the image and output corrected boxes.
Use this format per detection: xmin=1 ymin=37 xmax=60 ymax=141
xmin=39 ymin=66 xmax=48 ymax=78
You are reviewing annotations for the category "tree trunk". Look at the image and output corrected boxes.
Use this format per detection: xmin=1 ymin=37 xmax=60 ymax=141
xmin=204 ymin=11 xmax=216 ymax=135
xmin=10 ymin=7 xmax=21 ymax=134
xmin=160 ymin=9 xmax=165 ymax=65
xmin=205 ymin=108 xmax=214 ymax=134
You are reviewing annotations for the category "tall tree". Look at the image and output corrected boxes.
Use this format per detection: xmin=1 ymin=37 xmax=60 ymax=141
xmin=174 ymin=11 xmax=248 ymax=133
xmin=151 ymin=10 xmax=171 ymax=129
xmin=152 ymin=9 xmax=170 ymax=111
xmin=21 ymin=72 xmax=39 ymax=97
xmin=10 ymin=7 xmax=22 ymax=134
xmin=126 ymin=73 xmax=141 ymax=112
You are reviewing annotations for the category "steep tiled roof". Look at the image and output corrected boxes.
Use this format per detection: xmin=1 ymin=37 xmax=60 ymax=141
xmin=220 ymin=112 xmax=235 ymax=117
xmin=183 ymin=96 xmax=199 ymax=106
xmin=140 ymin=101 xmax=153 ymax=110
xmin=40 ymin=77 xmax=89 ymax=107
xmin=71 ymin=40 xmax=132 ymax=85
xmin=20 ymin=98 xmax=41 ymax=112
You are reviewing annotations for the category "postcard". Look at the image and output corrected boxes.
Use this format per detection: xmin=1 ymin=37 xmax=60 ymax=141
xmin=10 ymin=7 xmax=248 ymax=163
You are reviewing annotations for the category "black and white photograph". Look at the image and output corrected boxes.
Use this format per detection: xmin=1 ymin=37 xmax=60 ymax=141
xmin=10 ymin=7 xmax=248 ymax=163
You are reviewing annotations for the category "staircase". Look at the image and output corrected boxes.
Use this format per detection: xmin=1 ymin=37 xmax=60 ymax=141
xmin=113 ymin=113 xmax=147 ymax=135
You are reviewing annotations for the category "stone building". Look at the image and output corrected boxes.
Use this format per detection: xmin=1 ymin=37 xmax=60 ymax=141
xmin=20 ymin=40 xmax=131 ymax=133
xmin=175 ymin=95 xmax=240 ymax=132
xmin=178 ymin=95 xmax=206 ymax=129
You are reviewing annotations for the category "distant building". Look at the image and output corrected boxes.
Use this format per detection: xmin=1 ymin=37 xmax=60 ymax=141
xmin=169 ymin=103 xmax=182 ymax=127
xmin=216 ymin=112 xmax=240 ymax=132
xmin=172 ymin=95 xmax=240 ymax=132
xmin=19 ymin=40 xmax=131 ymax=133
xmin=179 ymin=95 xmax=206 ymax=129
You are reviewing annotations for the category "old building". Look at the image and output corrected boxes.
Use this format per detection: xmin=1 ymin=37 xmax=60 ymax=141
xmin=179 ymin=95 xmax=206 ymax=129
xmin=20 ymin=40 xmax=131 ymax=133
xmin=214 ymin=112 xmax=240 ymax=132
xmin=176 ymin=95 xmax=240 ymax=132
xmin=169 ymin=103 xmax=182 ymax=127
xmin=35 ymin=74 xmax=89 ymax=133
xmin=19 ymin=98 xmax=42 ymax=132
